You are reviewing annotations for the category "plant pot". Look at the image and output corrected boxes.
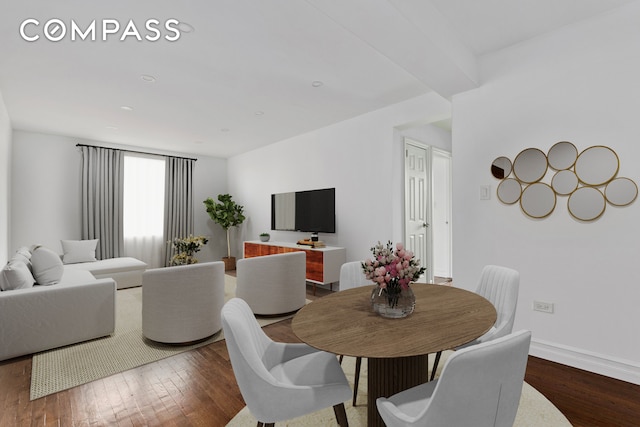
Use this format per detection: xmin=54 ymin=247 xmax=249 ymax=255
xmin=222 ymin=256 xmax=236 ymax=271
xmin=260 ymin=235 xmax=270 ymax=242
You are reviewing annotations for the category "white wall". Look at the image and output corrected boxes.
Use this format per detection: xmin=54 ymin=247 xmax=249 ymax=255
xmin=228 ymin=93 xmax=451 ymax=264
xmin=452 ymin=3 xmax=640 ymax=384
xmin=10 ymin=131 xmax=228 ymax=262
xmin=0 ymin=91 xmax=10 ymax=264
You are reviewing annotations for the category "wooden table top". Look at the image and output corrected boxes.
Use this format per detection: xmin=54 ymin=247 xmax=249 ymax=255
xmin=292 ymin=283 xmax=497 ymax=358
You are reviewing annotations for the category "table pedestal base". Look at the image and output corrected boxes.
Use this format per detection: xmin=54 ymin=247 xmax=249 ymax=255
xmin=367 ymin=354 xmax=429 ymax=427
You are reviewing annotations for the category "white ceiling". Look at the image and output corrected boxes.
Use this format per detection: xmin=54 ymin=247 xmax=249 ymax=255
xmin=0 ymin=0 xmax=635 ymax=158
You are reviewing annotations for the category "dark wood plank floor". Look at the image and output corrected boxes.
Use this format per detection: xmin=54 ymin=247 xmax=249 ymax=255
xmin=0 ymin=283 xmax=638 ymax=426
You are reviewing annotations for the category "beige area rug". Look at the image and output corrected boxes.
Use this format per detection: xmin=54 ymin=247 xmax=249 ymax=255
xmin=30 ymin=275 xmax=296 ymax=400
xmin=227 ymin=354 xmax=572 ymax=427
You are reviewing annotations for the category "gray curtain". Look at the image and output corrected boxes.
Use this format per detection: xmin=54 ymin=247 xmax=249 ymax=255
xmin=163 ymin=157 xmax=195 ymax=266
xmin=81 ymin=146 xmax=124 ymax=260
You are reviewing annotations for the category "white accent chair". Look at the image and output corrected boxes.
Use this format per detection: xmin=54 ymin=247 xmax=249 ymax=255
xmin=338 ymin=261 xmax=371 ymax=406
xmin=235 ymin=251 xmax=306 ymax=316
xmin=431 ymin=264 xmax=520 ymax=380
xmin=142 ymin=261 xmax=225 ymax=344
xmin=222 ymin=298 xmax=352 ymax=426
xmin=377 ymin=330 xmax=532 ymax=427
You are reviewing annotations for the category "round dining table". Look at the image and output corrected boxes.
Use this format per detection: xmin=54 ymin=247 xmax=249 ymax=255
xmin=291 ymin=283 xmax=497 ymax=427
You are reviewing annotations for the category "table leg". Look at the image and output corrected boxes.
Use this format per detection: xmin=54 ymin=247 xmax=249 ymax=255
xmin=367 ymin=354 xmax=429 ymax=427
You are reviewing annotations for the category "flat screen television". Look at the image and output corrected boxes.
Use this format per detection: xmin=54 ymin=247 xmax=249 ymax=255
xmin=271 ymin=188 xmax=335 ymax=233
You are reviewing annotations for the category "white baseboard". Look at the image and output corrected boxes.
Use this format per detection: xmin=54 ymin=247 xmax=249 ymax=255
xmin=530 ymin=338 xmax=640 ymax=385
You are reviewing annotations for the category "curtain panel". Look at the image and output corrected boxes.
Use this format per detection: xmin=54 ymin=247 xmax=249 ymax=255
xmin=80 ymin=146 xmax=124 ymax=260
xmin=163 ymin=157 xmax=195 ymax=266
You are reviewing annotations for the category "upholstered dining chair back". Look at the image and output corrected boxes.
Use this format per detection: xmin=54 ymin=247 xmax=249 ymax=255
xmin=339 ymin=261 xmax=370 ymax=291
xmin=221 ymin=298 xmax=352 ymax=425
xmin=377 ymin=330 xmax=532 ymax=427
xmin=338 ymin=260 xmax=372 ymax=406
xmin=142 ymin=261 xmax=225 ymax=344
xmin=235 ymin=251 xmax=306 ymax=315
xmin=473 ymin=264 xmax=520 ymax=345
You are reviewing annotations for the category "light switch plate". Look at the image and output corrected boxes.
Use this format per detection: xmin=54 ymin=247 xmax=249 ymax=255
xmin=480 ymin=185 xmax=491 ymax=200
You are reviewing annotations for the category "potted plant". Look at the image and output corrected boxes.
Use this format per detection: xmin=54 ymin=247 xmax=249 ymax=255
xmin=169 ymin=235 xmax=209 ymax=266
xmin=204 ymin=194 xmax=246 ymax=271
xmin=259 ymin=232 xmax=270 ymax=242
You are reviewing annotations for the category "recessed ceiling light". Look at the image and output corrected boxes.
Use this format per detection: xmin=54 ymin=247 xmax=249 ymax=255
xmin=194 ymin=140 xmax=204 ymax=144
xmin=105 ymin=125 xmax=118 ymax=130
xmin=220 ymin=128 xmax=230 ymax=132
xmin=141 ymin=74 xmax=156 ymax=83
xmin=120 ymin=106 xmax=134 ymax=111
xmin=312 ymin=80 xmax=324 ymax=87
xmin=177 ymin=21 xmax=195 ymax=33
xmin=254 ymin=111 xmax=264 ymax=116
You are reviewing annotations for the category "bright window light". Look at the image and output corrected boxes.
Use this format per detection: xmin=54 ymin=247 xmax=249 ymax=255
xmin=123 ymin=155 xmax=165 ymax=238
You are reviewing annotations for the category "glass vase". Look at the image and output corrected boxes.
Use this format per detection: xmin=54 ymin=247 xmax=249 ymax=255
xmin=370 ymin=284 xmax=416 ymax=318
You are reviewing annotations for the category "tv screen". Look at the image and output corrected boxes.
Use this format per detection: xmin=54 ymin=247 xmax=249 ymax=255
xmin=271 ymin=188 xmax=335 ymax=233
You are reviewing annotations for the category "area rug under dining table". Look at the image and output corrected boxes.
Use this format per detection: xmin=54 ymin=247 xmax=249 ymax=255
xmin=30 ymin=275 xmax=295 ymax=400
xmin=227 ymin=354 xmax=573 ymax=426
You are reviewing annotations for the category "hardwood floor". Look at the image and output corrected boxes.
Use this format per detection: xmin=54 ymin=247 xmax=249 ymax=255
xmin=1 ymin=283 xmax=638 ymax=426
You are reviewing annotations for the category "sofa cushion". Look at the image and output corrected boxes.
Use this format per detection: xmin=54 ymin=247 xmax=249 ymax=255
xmin=0 ymin=259 xmax=36 ymax=291
xmin=61 ymin=239 xmax=98 ymax=264
xmin=31 ymin=246 xmax=64 ymax=286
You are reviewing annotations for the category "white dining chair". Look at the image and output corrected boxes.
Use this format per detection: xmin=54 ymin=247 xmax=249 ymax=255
xmin=221 ymin=298 xmax=352 ymax=426
xmin=377 ymin=330 xmax=531 ymax=427
xmin=431 ymin=264 xmax=520 ymax=380
xmin=338 ymin=261 xmax=371 ymax=406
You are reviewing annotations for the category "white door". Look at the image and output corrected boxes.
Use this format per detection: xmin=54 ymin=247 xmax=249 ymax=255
xmin=404 ymin=142 xmax=431 ymax=282
xmin=432 ymin=149 xmax=452 ymax=279
xmin=404 ymin=140 xmax=453 ymax=282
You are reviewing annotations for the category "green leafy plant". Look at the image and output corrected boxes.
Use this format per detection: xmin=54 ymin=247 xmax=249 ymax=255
xmin=203 ymin=194 xmax=246 ymax=258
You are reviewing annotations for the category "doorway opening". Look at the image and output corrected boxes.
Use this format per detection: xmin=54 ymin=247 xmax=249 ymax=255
xmin=404 ymin=139 xmax=452 ymax=284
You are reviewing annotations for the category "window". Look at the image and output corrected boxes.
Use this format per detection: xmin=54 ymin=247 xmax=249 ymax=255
xmin=123 ymin=154 xmax=165 ymax=267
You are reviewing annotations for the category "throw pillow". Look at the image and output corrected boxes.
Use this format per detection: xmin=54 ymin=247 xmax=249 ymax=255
xmin=0 ymin=259 xmax=36 ymax=291
xmin=31 ymin=246 xmax=64 ymax=286
xmin=60 ymin=239 xmax=98 ymax=264
xmin=13 ymin=247 xmax=33 ymax=272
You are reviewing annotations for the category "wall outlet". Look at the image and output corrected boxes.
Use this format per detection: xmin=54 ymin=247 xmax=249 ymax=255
xmin=533 ymin=300 xmax=554 ymax=313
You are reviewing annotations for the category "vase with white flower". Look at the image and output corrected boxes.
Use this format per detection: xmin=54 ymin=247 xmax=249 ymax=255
xmin=362 ymin=241 xmax=426 ymax=318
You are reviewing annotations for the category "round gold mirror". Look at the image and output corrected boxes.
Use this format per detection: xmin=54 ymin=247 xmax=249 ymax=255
xmin=605 ymin=177 xmax=638 ymax=207
xmin=548 ymin=141 xmax=578 ymax=170
xmin=575 ymin=146 xmax=619 ymax=186
xmin=491 ymin=156 xmax=512 ymax=179
xmin=568 ymin=187 xmax=606 ymax=221
xmin=551 ymin=170 xmax=579 ymax=196
xmin=497 ymin=178 xmax=522 ymax=204
xmin=513 ymin=148 xmax=548 ymax=183
xmin=520 ymin=183 xmax=556 ymax=218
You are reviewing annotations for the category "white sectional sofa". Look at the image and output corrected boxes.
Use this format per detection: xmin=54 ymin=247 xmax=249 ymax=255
xmin=0 ymin=242 xmax=147 ymax=362
xmin=65 ymin=256 xmax=147 ymax=289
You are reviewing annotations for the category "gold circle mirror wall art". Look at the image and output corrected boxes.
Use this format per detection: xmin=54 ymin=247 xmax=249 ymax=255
xmin=605 ymin=177 xmax=638 ymax=207
xmin=520 ymin=183 xmax=556 ymax=219
xmin=497 ymin=178 xmax=522 ymax=204
xmin=551 ymin=170 xmax=579 ymax=195
xmin=568 ymin=187 xmax=606 ymax=221
xmin=513 ymin=148 xmax=548 ymax=183
xmin=548 ymin=141 xmax=578 ymax=170
xmin=491 ymin=156 xmax=512 ymax=179
xmin=574 ymin=145 xmax=619 ymax=186
xmin=491 ymin=141 xmax=635 ymax=221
